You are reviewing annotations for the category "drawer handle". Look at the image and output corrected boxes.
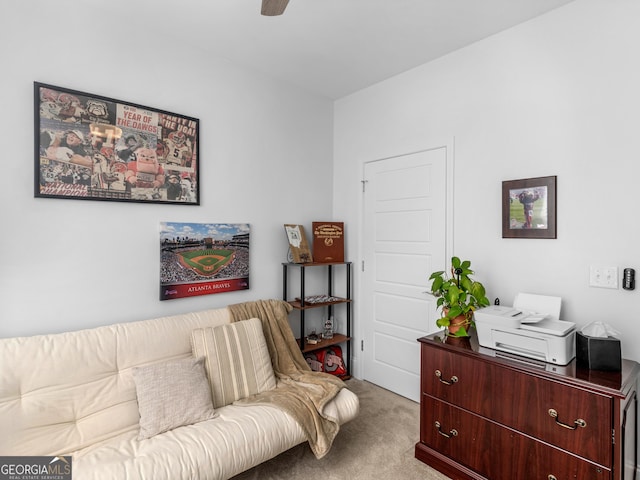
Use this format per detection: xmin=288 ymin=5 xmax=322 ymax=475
xmin=548 ymin=476 xmax=557 ymax=480
xmin=548 ymin=409 xmax=587 ymax=429
xmin=434 ymin=421 xmax=458 ymax=438
xmin=435 ymin=370 xmax=458 ymax=385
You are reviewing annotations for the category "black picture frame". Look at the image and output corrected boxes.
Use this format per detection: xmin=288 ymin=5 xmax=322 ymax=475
xmin=35 ymin=82 xmax=199 ymax=205
xmin=502 ymin=176 xmax=557 ymax=239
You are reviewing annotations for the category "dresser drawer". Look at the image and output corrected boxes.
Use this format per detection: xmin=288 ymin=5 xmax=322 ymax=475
xmin=421 ymin=347 xmax=493 ymax=416
xmin=421 ymin=395 xmax=611 ymax=480
xmin=419 ymin=393 xmax=492 ymax=475
xmin=493 ymin=364 xmax=612 ymax=466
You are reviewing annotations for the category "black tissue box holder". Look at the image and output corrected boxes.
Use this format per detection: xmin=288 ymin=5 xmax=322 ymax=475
xmin=576 ymin=331 xmax=621 ymax=371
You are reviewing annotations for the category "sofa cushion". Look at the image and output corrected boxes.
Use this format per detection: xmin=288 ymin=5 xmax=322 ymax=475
xmin=70 ymin=388 xmax=360 ymax=480
xmin=0 ymin=307 xmax=232 ymax=457
xmin=191 ymin=317 xmax=276 ymax=408
xmin=132 ymin=356 xmax=217 ymax=439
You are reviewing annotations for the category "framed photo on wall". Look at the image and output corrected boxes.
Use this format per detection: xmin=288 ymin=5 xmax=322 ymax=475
xmin=35 ymin=82 xmax=199 ymax=204
xmin=160 ymin=222 xmax=250 ymax=300
xmin=502 ymin=175 xmax=557 ymax=239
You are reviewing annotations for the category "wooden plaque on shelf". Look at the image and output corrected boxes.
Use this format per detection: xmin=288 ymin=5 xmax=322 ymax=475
xmin=312 ymin=222 xmax=344 ymax=263
xmin=284 ymin=224 xmax=313 ymax=263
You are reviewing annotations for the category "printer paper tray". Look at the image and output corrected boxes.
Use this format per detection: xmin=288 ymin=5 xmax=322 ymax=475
xmin=485 ymin=328 xmax=575 ymax=365
xmin=492 ymin=329 xmax=548 ymax=361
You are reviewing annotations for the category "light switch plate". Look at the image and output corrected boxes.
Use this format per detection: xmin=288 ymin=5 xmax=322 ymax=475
xmin=589 ymin=266 xmax=619 ymax=289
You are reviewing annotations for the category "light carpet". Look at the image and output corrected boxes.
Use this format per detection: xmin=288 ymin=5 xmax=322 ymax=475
xmin=231 ymin=378 xmax=450 ymax=480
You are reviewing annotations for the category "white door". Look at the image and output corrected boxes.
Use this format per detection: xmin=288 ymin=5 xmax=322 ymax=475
xmin=362 ymin=146 xmax=449 ymax=402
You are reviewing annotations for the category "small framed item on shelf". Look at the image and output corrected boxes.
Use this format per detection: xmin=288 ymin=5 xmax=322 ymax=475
xmin=284 ymin=224 xmax=313 ymax=263
xmin=312 ymin=222 xmax=344 ymax=262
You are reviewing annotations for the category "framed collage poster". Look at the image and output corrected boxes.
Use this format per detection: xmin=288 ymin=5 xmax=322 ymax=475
xmin=160 ymin=222 xmax=250 ymax=300
xmin=35 ymin=82 xmax=199 ymax=204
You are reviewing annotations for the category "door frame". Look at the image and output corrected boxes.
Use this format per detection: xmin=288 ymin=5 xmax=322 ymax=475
xmin=352 ymin=137 xmax=455 ymax=381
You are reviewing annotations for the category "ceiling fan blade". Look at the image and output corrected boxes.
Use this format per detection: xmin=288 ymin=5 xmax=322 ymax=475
xmin=261 ymin=0 xmax=289 ymax=16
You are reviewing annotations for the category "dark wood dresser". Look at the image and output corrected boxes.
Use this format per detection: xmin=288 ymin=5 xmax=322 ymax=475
xmin=415 ymin=332 xmax=639 ymax=480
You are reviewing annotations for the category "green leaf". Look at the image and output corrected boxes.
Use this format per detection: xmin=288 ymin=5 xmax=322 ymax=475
xmin=460 ymin=276 xmax=473 ymax=292
xmin=451 ymin=256 xmax=461 ymax=269
xmin=446 ymin=285 xmax=459 ymax=305
xmin=436 ymin=317 xmax=450 ymax=328
xmin=461 ymin=260 xmax=471 ymax=270
xmin=429 ymin=271 xmax=444 ymax=280
xmin=431 ymin=276 xmax=443 ymax=293
xmin=458 ymin=288 xmax=467 ymax=299
xmin=451 ymin=326 xmax=469 ymax=337
xmin=470 ymin=281 xmax=486 ymax=300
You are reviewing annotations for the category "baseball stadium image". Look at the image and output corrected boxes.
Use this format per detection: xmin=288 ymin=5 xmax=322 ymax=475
xmin=160 ymin=222 xmax=250 ymax=300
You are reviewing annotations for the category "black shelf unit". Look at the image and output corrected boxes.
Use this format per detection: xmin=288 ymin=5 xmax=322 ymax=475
xmin=282 ymin=261 xmax=352 ymax=377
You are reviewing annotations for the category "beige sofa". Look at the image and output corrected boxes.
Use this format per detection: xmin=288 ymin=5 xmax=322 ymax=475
xmin=0 ymin=304 xmax=359 ymax=479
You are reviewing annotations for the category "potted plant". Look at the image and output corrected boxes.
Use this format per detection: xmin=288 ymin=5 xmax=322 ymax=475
xmin=429 ymin=256 xmax=490 ymax=337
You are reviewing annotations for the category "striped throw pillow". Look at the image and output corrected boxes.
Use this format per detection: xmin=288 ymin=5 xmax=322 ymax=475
xmin=191 ymin=317 xmax=276 ymax=408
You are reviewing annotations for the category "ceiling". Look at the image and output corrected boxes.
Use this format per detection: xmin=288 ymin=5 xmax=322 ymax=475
xmin=91 ymin=0 xmax=576 ymax=99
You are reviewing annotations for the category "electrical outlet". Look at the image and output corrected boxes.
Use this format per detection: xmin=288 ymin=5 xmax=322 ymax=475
xmin=589 ymin=265 xmax=619 ymax=289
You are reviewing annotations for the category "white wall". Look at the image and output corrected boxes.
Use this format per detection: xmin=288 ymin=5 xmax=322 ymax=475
xmin=4 ymin=0 xmax=638 ymax=364
xmin=334 ymin=0 xmax=640 ymax=370
xmin=0 ymin=1 xmax=334 ymax=338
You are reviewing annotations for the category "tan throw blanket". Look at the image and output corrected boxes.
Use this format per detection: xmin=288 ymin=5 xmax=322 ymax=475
xmin=229 ymin=299 xmax=345 ymax=459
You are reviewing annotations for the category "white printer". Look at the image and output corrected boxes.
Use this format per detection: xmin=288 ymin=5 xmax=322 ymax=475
xmin=474 ymin=293 xmax=576 ymax=365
